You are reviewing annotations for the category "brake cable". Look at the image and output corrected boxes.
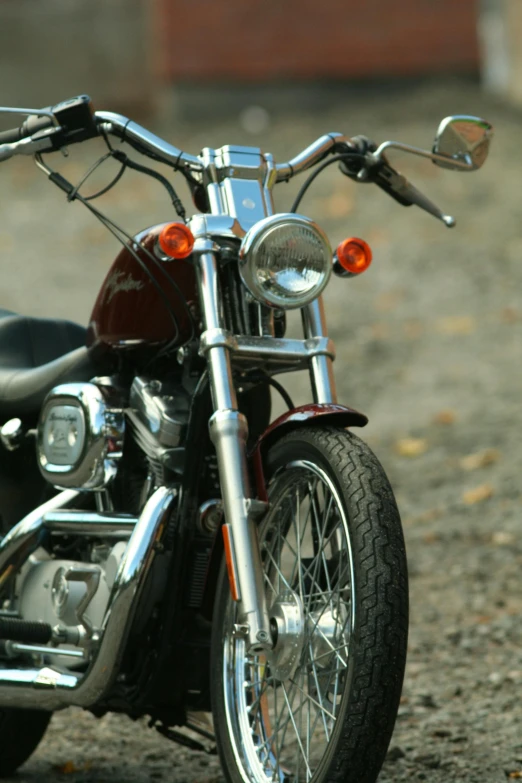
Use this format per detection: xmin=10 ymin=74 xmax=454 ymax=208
xmin=34 ymin=152 xmax=197 ymax=350
xmin=289 ymin=152 xmax=364 ymax=213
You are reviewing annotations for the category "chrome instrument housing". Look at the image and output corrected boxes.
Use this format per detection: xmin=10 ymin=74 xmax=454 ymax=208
xmin=37 ymin=382 xmax=124 ymax=490
xmin=238 ymin=213 xmax=332 ymax=309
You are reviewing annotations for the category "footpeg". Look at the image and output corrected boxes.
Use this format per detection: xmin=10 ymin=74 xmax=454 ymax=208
xmin=0 ymin=616 xmax=52 ymax=644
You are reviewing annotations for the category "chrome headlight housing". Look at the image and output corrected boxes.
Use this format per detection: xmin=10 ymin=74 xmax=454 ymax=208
xmin=238 ymin=214 xmax=332 ymax=309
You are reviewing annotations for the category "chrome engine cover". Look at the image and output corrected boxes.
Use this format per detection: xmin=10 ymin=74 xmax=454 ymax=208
xmin=37 ymin=383 xmax=125 ymax=489
xmin=15 ymin=541 xmax=127 ymax=666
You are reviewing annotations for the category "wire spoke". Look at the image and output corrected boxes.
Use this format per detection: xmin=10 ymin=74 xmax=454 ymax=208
xmin=281 ymin=683 xmax=313 ymax=777
xmin=289 ymin=677 xmax=337 ymax=722
xmin=226 ymin=462 xmax=355 ymax=783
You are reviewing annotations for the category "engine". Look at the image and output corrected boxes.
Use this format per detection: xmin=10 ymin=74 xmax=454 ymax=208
xmin=125 ymin=376 xmax=190 ymax=486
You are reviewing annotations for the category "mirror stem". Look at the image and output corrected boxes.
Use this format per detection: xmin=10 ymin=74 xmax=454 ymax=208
xmin=371 ymin=141 xmax=473 ymax=171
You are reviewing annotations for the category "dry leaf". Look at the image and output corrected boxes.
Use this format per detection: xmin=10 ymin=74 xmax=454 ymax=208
xmin=433 ymin=409 xmax=456 ymax=425
xmin=394 ymin=438 xmax=428 ymax=457
xmin=491 ymin=531 xmax=515 ymax=546
xmin=403 ymin=320 xmax=423 ymax=339
xmin=54 ymin=761 xmax=79 ymax=774
xmin=370 ymin=322 xmax=389 ymax=340
xmin=365 ymin=227 xmax=391 ymax=246
xmin=436 ymin=316 xmax=476 ymax=335
xmin=374 ymin=290 xmax=404 ymax=312
xmin=0 ymin=232 xmax=14 ymax=252
xmin=508 ymin=772 xmax=522 ymax=779
xmin=502 ymin=307 xmax=521 ymax=323
xmin=324 ymin=190 xmax=354 ymax=217
xmin=459 ymin=448 xmax=500 ymax=471
xmin=462 ymin=483 xmax=494 ymax=505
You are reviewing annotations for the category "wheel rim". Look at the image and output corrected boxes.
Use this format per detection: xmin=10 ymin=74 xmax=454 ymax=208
xmin=222 ymin=460 xmax=356 ymax=783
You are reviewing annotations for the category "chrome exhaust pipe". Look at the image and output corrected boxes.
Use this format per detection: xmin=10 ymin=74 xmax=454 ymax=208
xmin=0 ymin=486 xmax=176 ymax=710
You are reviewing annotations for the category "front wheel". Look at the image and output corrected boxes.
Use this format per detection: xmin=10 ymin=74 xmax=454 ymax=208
xmin=211 ymin=427 xmax=408 ymax=783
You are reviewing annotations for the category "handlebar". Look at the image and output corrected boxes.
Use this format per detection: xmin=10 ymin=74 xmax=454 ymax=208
xmin=274 ymin=133 xmax=353 ymax=181
xmin=0 ymin=99 xmax=354 ymax=180
xmin=0 ymin=94 xmax=456 ymax=226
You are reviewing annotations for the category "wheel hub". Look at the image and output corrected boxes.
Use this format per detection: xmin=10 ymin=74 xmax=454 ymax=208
xmin=268 ymin=589 xmax=305 ymax=681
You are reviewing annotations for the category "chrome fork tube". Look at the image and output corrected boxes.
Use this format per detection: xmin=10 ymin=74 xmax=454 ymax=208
xmin=302 ymin=296 xmax=337 ymax=404
xmin=195 ymin=242 xmax=271 ymax=651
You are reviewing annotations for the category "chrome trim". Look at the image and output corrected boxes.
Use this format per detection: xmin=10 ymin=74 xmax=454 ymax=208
xmin=0 ymin=487 xmax=176 ymax=710
xmin=189 ymin=214 xmax=246 ymax=242
xmin=95 ymin=111 xmax=202 ymax=171
xmin=200 ymin=145 xmax=275 ymax=231
xmin=199 ymin=329 xmax=335 ymax=375
xmin=0 ymin=106 xmax=58 ymax=122
xmin=370 ymin=140 xmax=474 ymax=170
xmin=5 ymin=642 xmax=86 ymax=660
xmin=275 ymin=132 xmax=349 ymax=181
xmin=209 ymin=411 xmax=270 ymax=647
xmin=44 ymin=511 xmax=136 ymax=536
xmin=0 ymin=490 xmax=79 ymax=582
xmin=196 ymin=251 xmax=235 ymax=411
xmin=195 ymin=250 xmax=271 ymax=652
xmin=302 ymin=298 xmax=337 ymax=404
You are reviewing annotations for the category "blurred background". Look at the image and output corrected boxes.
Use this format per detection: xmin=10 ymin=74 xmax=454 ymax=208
xmin=0 ymin=1 xmax=521 ymax=782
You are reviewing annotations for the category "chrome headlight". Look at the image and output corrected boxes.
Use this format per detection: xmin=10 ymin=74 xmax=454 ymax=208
xmin=239 ymin=214 xmax=332 ymax=309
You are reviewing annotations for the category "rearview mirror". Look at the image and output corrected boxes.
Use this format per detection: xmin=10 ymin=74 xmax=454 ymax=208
xmin=432 ymin=116 xmax=493 ymax=171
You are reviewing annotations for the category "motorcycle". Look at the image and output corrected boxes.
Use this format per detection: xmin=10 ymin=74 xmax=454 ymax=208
xmin=0 ymin=96 xmax=492 ymax=782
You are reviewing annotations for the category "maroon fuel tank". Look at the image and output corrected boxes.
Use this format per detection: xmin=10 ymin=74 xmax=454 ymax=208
xmin=87 ymin=224 xmax=199 ymax=350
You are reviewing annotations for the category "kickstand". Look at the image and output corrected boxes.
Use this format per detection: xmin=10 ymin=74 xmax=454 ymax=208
xmin=152 ymin=721 xmax=217 ymax=755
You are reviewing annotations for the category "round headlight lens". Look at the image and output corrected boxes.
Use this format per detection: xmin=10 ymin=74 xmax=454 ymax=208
xmin=239 ymin=214 xmax=332 ymax=309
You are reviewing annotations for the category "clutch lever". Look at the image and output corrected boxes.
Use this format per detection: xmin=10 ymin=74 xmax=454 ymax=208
xmin=0 ymin=126 xmax=64 ymax=163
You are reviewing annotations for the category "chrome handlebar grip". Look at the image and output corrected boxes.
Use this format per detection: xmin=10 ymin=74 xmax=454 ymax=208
xmin=94 ymin=111 xmax=203 ymax=172
xmin=275 ymin=132 xmax=351 ymax=181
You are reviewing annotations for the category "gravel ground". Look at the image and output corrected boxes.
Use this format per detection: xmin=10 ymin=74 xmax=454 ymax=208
xmin=0 ymin=79 xmax=521 ymax=782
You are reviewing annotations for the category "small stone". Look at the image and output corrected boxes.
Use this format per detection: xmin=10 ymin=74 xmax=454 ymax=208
xmin=418 ymin=693 xmax=438 ymax=709
xmin=387 ymin=746 xmax=406 ymax=762
xmin=433 ymin=728 xmax=452 ymax=738
xmin=488 ymin=671 xmax=503 ymax=686
xmin=414 ymin=752 xmax=441 ymax=769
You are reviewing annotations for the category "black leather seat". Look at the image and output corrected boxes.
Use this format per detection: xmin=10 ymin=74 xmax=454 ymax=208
xmin=0 ymin=309 xmax=94 ymax=419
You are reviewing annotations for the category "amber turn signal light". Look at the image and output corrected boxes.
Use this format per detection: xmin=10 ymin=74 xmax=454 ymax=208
xmin=158 ymin=222 xmax=194 ymax=259
xmin=334 ymin=237 xmax=372 ymax=277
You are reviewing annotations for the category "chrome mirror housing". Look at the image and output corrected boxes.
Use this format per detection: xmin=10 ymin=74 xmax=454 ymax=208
xmin=432 ymin=116 xmax=493 ymax=172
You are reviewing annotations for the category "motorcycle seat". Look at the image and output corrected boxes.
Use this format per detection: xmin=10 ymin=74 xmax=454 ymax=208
xmin=0 ymin=309 xmax=94 ymax=419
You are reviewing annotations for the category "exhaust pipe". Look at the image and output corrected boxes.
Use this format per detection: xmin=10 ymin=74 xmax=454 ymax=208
xmin=0 ymin=486 xmax=176 ymax=710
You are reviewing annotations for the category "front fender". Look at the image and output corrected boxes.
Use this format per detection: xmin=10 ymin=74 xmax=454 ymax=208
xmin=251 ymin=403 xmax=368 ymax=501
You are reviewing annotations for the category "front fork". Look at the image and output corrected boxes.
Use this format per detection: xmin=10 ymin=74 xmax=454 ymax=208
xmin=195 ymin=241 xmax=336 ymax=652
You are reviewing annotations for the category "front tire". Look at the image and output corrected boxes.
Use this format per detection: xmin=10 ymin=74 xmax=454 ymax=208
xmin=211 ymin=427 xmax=408 ymax=783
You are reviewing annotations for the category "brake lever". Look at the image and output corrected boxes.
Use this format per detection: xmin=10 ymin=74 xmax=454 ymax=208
xmin=361 ymin=159 xmax=456 ymax=228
